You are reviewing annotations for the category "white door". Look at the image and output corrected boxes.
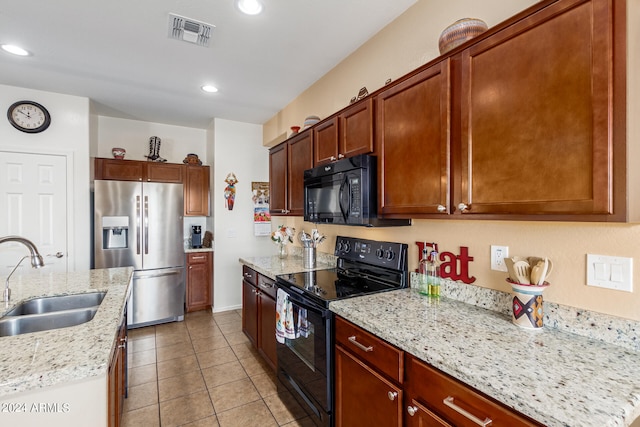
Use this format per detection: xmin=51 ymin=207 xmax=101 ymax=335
xmin=0 ymin=151 xmax=68 ymax=276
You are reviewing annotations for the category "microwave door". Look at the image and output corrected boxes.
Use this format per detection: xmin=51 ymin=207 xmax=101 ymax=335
xmin=338 ymin=174 xmax=350 ymax=222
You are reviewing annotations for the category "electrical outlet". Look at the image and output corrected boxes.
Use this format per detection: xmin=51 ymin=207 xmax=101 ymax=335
xmin=491 ymin=245 xmax=509 ymax=272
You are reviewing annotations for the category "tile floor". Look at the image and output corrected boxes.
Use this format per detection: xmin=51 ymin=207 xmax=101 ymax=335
xmin=123 ymin=309 xmax=316 ymax=427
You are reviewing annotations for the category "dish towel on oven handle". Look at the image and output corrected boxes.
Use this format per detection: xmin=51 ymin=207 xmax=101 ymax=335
xmin=276 ymin=288 xmax=296 ymax=343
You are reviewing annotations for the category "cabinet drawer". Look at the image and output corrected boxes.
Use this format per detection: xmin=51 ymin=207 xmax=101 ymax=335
xmin=257 ymin=274 xmax=277 ymax=300
xmin=334 ymin=316 xmax=403 ymax=383
xmin=406 ymin=355 xmax=540 ymax=427
xmin=187 ymin=252 xmax=210 ymax=264
xmin=242 ymin=265 xmax=257 ymax=286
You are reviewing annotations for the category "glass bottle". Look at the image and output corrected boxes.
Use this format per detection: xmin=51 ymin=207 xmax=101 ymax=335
xmin=427 ymin=246 xmax=440 ymax=297
xmin=418 ymin=245 xmax=430 ymax=295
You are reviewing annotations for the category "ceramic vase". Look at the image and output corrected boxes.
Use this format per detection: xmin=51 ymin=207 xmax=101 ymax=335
xmin=509 ymin=280 xmax=549 ymax=330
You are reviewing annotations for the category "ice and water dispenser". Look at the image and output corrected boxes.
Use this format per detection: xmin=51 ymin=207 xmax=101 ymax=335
xmin=102 ymin=216 xmax=129 ymax=249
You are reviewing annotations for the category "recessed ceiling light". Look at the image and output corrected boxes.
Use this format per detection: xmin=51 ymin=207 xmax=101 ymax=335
xmin=235 ymin=0 xmax=263 ymax=15
xmin=1 ymin=44 xmax=30 ymax=56
xmin=201 ymin=85 xmax=218 ymax=93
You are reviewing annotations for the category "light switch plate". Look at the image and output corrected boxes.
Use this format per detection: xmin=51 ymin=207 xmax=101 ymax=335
xmin=586 ymin=254 xmax=633 ymax=292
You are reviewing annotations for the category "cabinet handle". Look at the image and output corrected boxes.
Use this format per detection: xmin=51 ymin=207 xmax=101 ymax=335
xmin=443 ymin=396 xmax=492 ymax=426
xmin=338 ymin=154 xmax=345 ymax=159
xmin=407 ymin=406 xmax=418 ymax=416
xmin=387 ymin=391 xmax=398 ymax=401
xmin=457 ymin=203 xmax=470 ymax=212
xmin=330 ymin=156 xmax=337 ymax=161
xmin=191 ymin=255 xmax=206 ymax=260
xmin=347 ymin=336 xmax=373 ymax=352
xmin=437 ymin=204 xmax=447 ymax=212
xmin=259 ymin=282 xmax=274 ymax=290
xmin=244 ymin=272 xmax=252 ymax=278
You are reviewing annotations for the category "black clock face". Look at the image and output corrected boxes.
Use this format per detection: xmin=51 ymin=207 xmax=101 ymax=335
xmin=7 ymin=101 xmax=51 ymax=133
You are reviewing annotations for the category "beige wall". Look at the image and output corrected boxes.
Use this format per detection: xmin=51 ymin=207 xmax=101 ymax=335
xmin=264 ymin=0 xmax=640 ymax=321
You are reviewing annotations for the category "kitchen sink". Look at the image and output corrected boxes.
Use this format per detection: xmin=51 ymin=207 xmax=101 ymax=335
xmin=0 ymin=292 xmax=106 ymax=337
xmin=0 ymin=307 xmax=99 ymax=337
xmin=4 ymin=292 xmax=106 ymax=316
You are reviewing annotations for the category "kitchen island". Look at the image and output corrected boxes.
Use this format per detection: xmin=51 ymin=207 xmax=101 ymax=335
xmin=330 ymin=289 xmax=640 ymax=427
xmin=0 ymin=267 xmax=133 ymax=427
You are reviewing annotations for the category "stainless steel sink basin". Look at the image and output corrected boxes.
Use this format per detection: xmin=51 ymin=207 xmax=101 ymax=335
xmin=0 ymin=307 xmax=98 ymax=337
xmin=4 ymin=292 xmax=106 ymax=316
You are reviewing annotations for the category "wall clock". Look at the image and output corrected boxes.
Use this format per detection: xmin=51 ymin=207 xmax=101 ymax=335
xmin=7 ymin=100 xmax=51 ymax=133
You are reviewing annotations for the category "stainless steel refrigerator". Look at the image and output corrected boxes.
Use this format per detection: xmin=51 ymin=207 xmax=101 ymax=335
xmin=94 ymin=180 xmax=185 ymax=328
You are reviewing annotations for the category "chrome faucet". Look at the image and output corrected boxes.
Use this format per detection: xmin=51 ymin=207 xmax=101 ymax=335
xmin=0 ymin=236 xmax=45 ymax=302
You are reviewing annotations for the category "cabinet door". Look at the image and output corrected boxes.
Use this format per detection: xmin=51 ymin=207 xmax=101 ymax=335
xmin=340 ymin=98 xmax=374 ymax=159
xmin=185 ymin=165 xmax=210 ymax=216
xmin=376 ymin=60 xmax=451 ymax=217
xmin=269 ymin=143 xmax=288 ymax=215
xmin=95 ymin=158 xmax=144 ymax=181
xmin=287 ymin=131 xmax=313 ymax=216
xmin=108 ymin=314 xmax=127 ymax=427
xmin=186 ymin=253 xmax=212 ymax=312
xmin=242 ymin=280 xmax=258 ymax=346
xmin=314 ymin=117 xmax=339 ymax=166
xmin=405 ymin=399 xmax=452 ymax=427
xmin=458 ymin=0 xmax=616 ymax=217
xmin=258 ymin=293 xmax=277 ymax=371
xmin=335 ymin=344 xmax=403 ymax=427
xmin=146 ymin=163 xmax=183 ymax=183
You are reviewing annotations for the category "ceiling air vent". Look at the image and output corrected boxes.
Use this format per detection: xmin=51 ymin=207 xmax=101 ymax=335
xmin=168 ymin=13 xmax=214 ymax=47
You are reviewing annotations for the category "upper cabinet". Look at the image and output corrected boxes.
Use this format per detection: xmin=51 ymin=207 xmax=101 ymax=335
xmin=95 ymin=158 xmax=184 ymax=183
xmin=376 ymin=60 xmax=451 ymax=217
xmin=455 ymin=0 xmax=624 ymax=219
xmin=94 ymin=158 xmax=211 ymax=217
xmin=314 ymin=99 xmax=374 ymax=166
xmin=184 ymin=165 xmax=210 ymax=216
xmin=269 ymin=130 xmax=313 ymax=216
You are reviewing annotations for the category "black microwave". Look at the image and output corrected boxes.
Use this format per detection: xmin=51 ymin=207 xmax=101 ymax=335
xmin=303 ymin=154 xmax=411 ymax=227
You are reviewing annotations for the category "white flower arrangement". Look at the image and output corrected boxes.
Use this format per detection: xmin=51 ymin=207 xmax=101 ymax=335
xmin=271 ymin=225 xmax=295 ymax=245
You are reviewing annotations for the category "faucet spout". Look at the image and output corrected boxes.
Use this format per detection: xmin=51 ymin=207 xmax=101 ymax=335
xmin=1 ymin=236 xmax=45 ymax=302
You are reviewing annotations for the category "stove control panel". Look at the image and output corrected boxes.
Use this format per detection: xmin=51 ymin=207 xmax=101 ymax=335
xmin=335 ymin=236 xmax=407 ymax=271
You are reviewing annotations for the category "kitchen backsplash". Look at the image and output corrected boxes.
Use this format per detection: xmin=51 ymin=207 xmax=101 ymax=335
xmin=409 ymin=272 xmax=640 ymax=352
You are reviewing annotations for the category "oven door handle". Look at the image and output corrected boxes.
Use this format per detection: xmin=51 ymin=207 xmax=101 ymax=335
xmin=278 ymin=286 xmax=328 ymax=319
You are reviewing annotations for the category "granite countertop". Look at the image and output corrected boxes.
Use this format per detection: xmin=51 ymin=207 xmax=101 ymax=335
xmin=185 ymin=247 xmax=214 ymax=253
xmin=239 ymin=251 xmax=336 ymax=280
xmin=329 ymin=290 xmax=640 ymax=427
xmin=0 ymin=267 xmax=133 ymax=397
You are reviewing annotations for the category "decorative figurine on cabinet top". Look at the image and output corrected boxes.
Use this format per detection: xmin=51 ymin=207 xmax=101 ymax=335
xmin=183 ymin=153 xmax=202 ymax=165
xmin=145 ymin=136 xmax=167 ymax=162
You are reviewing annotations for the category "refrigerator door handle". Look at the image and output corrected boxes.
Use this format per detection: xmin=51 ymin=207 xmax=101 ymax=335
xmin=144 ymin=195 xmax=149 ymax=255
xmin=136 ymin=195 xmax=141 ymax=255
xmin=134 ymin=269 xmax=182 ymax=280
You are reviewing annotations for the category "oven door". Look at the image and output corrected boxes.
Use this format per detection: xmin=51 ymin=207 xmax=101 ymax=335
xmin=276 ymin=288 xmax=332 ymax=427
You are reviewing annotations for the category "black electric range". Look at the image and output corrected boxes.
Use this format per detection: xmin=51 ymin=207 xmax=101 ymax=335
xmin=274 ymin=236 xmax=408 ymax=427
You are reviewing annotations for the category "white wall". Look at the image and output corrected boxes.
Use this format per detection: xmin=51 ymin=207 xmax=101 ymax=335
xmin=212 ymin=118 xmax=273 ymax=312
xmin=0 ymin=84 xmax=91 ymax=271
xmin=96 ymin=117 xmax=206 ymax=164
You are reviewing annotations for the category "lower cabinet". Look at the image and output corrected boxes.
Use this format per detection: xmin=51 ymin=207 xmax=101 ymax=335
xmin=108 ymin=305 xmax=127 ymax=427
xmin=334 ymin=316 xmax=403 ymax=427
xmin=186 ymin=252 xmax=213 ymax=312
xmin=241 ymin=266 xmax=277 ymax=371
xmin=335 ymin=316 xmax=542 ymax=427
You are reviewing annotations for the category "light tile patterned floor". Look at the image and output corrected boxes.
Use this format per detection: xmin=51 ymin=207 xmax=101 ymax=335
xmin=123 ymin=309 xmax=316 ymax=427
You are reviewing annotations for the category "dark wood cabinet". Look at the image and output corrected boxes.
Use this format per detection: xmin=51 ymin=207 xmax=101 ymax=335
xmin=269 ymin=130 xmax=313 ymax=216
xmin=375 ymin=60 xmax=452 ymax=217
xmin=108 ymin=304 xmax=127 ymax=427
xmin=335 ymin=316 xmax=541 ymax=427
xmin=314 ymin=99 xmax=374 ymax=166
xmin=456 ymin=0 xmax=623 ymax=219
xmin=334 ymin=316 xmax=404 ymax=427
xmin=186 ymin=252 xmax=212 ymax=312
xmin=95 ymin=158 xmax=183 ymax=182
xmin=335 ymin=345 xmax=403 ymax=427
xmin=405 ymin=354 xmax=541 ymax=427
xmin=241 ymin=266 xmax=277 ymax=371
xmin=94 ymin=158 xmax=210 ymax=217
xmin=184 ymin=165 xmax=210 ymax=216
